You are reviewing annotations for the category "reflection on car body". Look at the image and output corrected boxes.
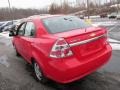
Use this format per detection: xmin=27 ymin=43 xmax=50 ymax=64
xmin=9 ymin=15 xmax=112 ymax=84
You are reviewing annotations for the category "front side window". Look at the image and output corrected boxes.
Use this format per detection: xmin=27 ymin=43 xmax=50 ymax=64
xmin=42 ymin=16 xmax=91 ymax=34
xmin=17 ymin=23 xmax=26 ymax=36
xmin=24 ymin=22 xmax=36 ymax=37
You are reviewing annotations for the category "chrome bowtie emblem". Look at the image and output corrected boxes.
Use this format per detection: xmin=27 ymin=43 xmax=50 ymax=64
xmin=90 ymin=33 xmax=96 ymax=37
xmin=70 ymin=38 xmax=81 ymax=43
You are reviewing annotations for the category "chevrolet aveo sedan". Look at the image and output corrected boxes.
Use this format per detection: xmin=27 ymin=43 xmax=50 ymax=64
xmin=9 ymin=15 xmax=112 ymax=84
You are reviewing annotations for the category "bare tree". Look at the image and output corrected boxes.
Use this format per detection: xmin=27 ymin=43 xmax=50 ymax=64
xmin=0 ymin=8 xmax=48 ymax=21
xmin=49 ymin=2 xmax=61 ymax=14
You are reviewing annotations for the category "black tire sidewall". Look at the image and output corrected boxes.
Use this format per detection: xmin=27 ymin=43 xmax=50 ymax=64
xmin=33 ymin=62 xmax=48 ymax=84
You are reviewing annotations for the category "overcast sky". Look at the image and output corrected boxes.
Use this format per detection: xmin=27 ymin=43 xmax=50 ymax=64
xmin=0 ymin=0 xmax=54 ymax=9
xmin=0 ymin=0 xmax=109 ymax=9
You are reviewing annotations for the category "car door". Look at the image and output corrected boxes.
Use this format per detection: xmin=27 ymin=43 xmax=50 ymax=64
xmin=20 ymin=21 xmax=36 ymax=62
xmin=14 ymin=22 xmax=26 ymax=56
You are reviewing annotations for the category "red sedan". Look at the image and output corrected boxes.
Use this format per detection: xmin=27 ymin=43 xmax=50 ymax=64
xmin=9 ymin=15 xmax=112 ymax=84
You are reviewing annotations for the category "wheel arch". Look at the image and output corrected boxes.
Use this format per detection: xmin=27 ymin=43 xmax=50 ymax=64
xmin=30 ymin=52 xmax=46 ymax=75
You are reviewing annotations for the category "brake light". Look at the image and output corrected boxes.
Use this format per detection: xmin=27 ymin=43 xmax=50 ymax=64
xmin=50 ymin=38 xmax=73 ymax=58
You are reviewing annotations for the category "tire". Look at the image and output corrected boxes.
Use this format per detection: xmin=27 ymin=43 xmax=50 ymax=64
xmin=15 ymin=49 xmax=21 ymax=56
xmin=33 ymin=61 xmax=48 ymax=84
xmin=13 ymin=45 xmax=21 ymax=57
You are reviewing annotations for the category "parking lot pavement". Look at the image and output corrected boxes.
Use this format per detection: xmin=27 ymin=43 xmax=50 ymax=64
xmin=92 ymin=18 xmax=120 ymax=31
xmin=0 ymin=18 xmax=120 ymax=90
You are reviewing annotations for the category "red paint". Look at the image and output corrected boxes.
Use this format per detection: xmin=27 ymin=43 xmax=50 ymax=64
xmin=12 ymin=15 xmax=112 ymax=84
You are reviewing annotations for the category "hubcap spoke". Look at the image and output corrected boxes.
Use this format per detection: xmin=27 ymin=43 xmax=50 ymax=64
xmin=34 ymin=63 xmax=42 ymax=80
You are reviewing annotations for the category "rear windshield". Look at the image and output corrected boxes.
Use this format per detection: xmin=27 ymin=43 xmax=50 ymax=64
xmin=42 ymin=16 xmax=91 ymax=34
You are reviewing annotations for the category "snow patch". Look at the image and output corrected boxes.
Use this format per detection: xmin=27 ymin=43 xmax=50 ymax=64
xmin=0 ymin=55 xmax=10 ymax=67
xmin=0 ymin=32 xmax=11 ymax=39
xmin=92 ymin=21 xmax=117 ymax=27
xmin=108 ymin=38 xmax=120 ymax=43
xmin=108 ymin=38 xmax=120 ymax=50
xmin=110 ymin=43 xmax=120 ymax=50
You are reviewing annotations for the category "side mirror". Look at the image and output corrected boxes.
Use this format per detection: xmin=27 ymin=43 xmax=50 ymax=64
xmin=9 ymin=30 xmax=15 ymax=37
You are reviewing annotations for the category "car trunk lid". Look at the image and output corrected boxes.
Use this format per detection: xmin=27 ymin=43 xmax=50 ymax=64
xmin=53 ymin=27 xmax=107 ymax=61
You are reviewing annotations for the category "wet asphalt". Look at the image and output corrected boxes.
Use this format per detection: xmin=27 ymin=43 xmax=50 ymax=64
xmin=0 ymin=18 xmax=120 ymax=90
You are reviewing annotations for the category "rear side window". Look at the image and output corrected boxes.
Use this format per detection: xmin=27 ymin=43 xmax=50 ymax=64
xmin=42 ymin=16 xmax=91 ymax=34
xmin=24 ymin=22 xmax=36 ymax=37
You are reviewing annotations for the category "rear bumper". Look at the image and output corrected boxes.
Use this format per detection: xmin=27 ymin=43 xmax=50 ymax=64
xmin=46 ymin=44 xmax=112 ymax=84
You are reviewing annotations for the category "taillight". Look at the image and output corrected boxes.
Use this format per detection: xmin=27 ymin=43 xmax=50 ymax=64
xmin=50 ymin=38 xmax=73 ymax=58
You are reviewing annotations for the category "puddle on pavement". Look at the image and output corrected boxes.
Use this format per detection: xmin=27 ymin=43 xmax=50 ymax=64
xmin=99 ymin=51 xmax=120 ymax=73
xmin=24 ymin=61 xmax=120 ymax=90
xmin=44 ymin=72 xmax=120 ymax=90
